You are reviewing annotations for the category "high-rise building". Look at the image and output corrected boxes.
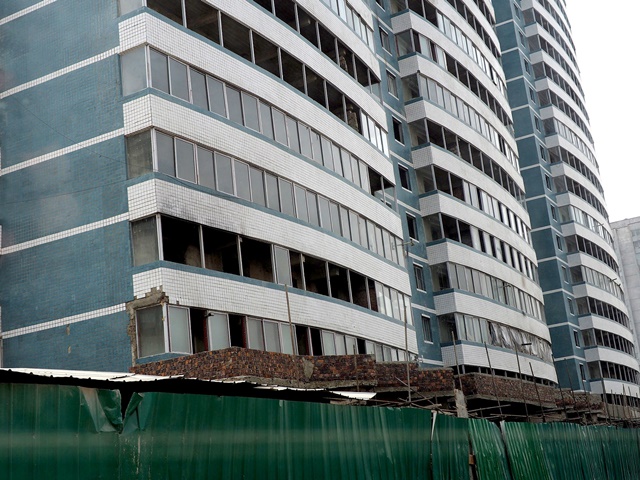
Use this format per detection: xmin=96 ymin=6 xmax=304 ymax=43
xmin=0 ymin=0 xmax=632 ymax=398
xmin=611 ymin=217 xmax=640 ymax=358
xmin=492 ymin=0 xmax=639 ymax=400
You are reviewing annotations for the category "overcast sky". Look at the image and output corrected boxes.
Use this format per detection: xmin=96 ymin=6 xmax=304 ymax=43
xmin=565 ymin=1 xmax=640 ymax=222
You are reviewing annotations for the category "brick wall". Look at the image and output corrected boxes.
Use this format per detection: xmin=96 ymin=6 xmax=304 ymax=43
xmin=131 ymin=347 xmax=454 ymax=392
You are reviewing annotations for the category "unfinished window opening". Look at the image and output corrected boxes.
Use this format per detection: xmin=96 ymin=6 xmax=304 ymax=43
xmin=303 ymin=256 xmax=329 ymax=296
xmin=328 ymin=264 xmax=350 ymax=302
xmin=326 ymin=82 xmax=345 ymax=122
xmin=252 ymin=33 xmax=280 ymax=77
xmin=240 ymin=237 xmax=273 ymax=282
xmin=161 ymin=216 xmax=202 ymax=267
xmin=126 ymin=130 xmax=153 ymax=178
xmin=131 ymin=216 xmax=159 ymax=266
xmin=296 ymin=326 xmax=311 ymax=355
xmin=350 ymin=271 xmax=369 ymax=309
xmin=281 ymin=51 xmax=305 ymax=94
xmin=185 ymin=0 xmax=219 ymax=44
xmin=190 ymin=307 xmax=208 ymax=353
xmin=136 ymin=305 xmax=165 ymax=357
xmin=202 ymin=226 xmax=240 ymax=275
xmin=148 ymin=0 xmax=182 ymax=25
xmin=297 ymin=8 xmax=319 ymax=47
xmin=221 ymin=14 xmax=252 ymax=61
xmin=310 ymin=328 xmax=323 ymax=355
xmin=305 ymin=68 xmax=326 ymax=107
xmin=318 ymin=24 xmax=337 ymax=63
xmin=229 ymin=314 xmax=246 ymax=347
xmin=274 ymin=0 xmax=296 ymax=28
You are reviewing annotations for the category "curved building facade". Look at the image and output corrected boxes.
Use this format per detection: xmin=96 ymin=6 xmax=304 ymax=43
xmin=7 ymin=0 xmax=623 ymax=392
xmin=388 ymin=0 xmax=555 ymax=384
xmin=493 ymin=0 xmax=639 ymax=400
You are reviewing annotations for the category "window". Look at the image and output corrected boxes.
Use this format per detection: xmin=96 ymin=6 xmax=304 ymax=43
xmin=556 ymin=234 xmax=563 ymax=251
xmin=406 ymin=214 xmax=418 ymax=240
xmin=568 ymin=298 xmax=575 ymax=315
xmin=579 ymin=364 xmax=586 ymax=382
xmin=573 ymin=329 xmax=580 ymax=347
xmin=392 ymin=118 xmax=404 ymax=144
xmin=399 ymin=165 xmax=411 ymax=191
xmin=545 ymin=174 xmax=552 ymax=190
xmin=386 ymin=71 xmax=398 ymax=97
xmin=379 ymin=27 xmax=391 ymax=52
xmin=550 ymin=205 xmax=557 ymax=221
xmin=422 ymin=315 xmax=432 ymax=342
xmin=414 ymin=264 xmax=425 ymax=291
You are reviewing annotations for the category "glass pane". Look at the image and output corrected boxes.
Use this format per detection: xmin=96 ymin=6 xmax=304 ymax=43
xmin=310 ymin=131 xmax=322 ymax=163
xmin=286 ymin=117 xmax=300 ymax=153
xmin=299 ymin=124 xmax=312 ymax=158
xmin=247 ymin=317 xmax=265 ymax=350
xmin=168 ymin=306 xmax=191 ymax=353
xmin=226 ymin=87 xmax=243 ymax=124
xmin=136 ymin=305 xmax=165 ymax=357
xmin=242 ymin=93 xmax=260 ymax=131
xmin=294 ymin=185 xmax=309 ymax=222
xmin=207 ymin=76 xmax=226 ymax=116
xmin=335 ymin=334 xmax=346 ymax=355
xmin=266 ymin=173 xmax=280 ymax=211
xmin=190 ymin=69 xmax=208 ymax=109
xmin=322 ymin=331 xmax=336 ymax=355
xmin=272 ymin=109 xmax=288 ymax=145
xmin=264 ymin=321 xmax=281 ymax=352
xmin=175 ymin=138 xmax=196 ymax=182
xmin=126 ymin=130 xmax=153 ymax=178
xmin=274 ymin=245 xmax=292 ymax=286
xmin=329 ymin=202 xmax=341 ymax=235
xmin=215 ymin=153 xmax=234 ymax=194
xmin=250 ymin=167 xmax=266 ymax=206
xmin=235 ymin=160 xmax=251 ymax=200
xmin=307 ymin=192 xmax=320 ymax=226
xmin=155 ymin=132 xmax=175 ymax=176
xmin=197 ymin=147 xmax=215 ymax=188
xmin=279 ymin=179 xmax=295 ymax=216
xmin=318 ymin=196 xmax=331 ymax=230
xmin=149 ymin=49 xmax=169 ymax=93
xmin=320 ymin=137 xmax=333 ymax=169
xmin=121 ymin=46 xmax=147 ymax=96
xmin=260 ymin=102 xmax=274 ymax=139
xmin=169 ymin=58 xmax=189 ymax=101
xmin=132 ymin=216 xmax=159 ymax=266
xmin=207 ymin=313 xmax=230 ymax=350
xmin=281 ymin=324 xmax=294 ymax=354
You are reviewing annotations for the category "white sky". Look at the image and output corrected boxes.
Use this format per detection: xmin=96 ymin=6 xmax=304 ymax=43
xmin=565 ymin=1 xmax=640 ymax=222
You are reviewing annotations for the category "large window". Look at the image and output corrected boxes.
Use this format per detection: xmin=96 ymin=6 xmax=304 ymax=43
xmin=135 ymin=305 xmax=413 ymax=362
xmin=131 ymin=215 xmax=412 ymax=322
xmin=126 ymin=129 xmax=403 ymax=266
xmin=120 ymin=46 xmax=396 ymax=204
xmin=118 ymin=3 xmax=388 ymax=153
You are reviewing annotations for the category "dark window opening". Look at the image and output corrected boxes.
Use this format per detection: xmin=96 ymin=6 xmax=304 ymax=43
xmin=221 ymin=14 xmax=252 ymax=61
xmin=328 ymin=264 xmax=350 ymax=302
xmin=148 ymin=0 xmax=183 ymax=24
xmin=252 ymin=32 xmax=280 ymax=77
xmin=240 ymin=237 xmax=273 ymax=282
xmin=185 ymin=0 xmax=219 ymax=44
xmin=304 ymin=256 xmax=329 ymax=296
xmin=202 ymin=227 xmax=240 ymax=275
xmin=161 ymin=216 xmax=201 ymax=267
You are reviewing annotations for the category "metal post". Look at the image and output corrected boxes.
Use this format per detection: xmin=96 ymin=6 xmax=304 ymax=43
xmin=452 ymin=331 xmax=464 ymax=391
xmin=284 ymin=284 xmax=296 ymax=355
xmin=529 ymin=363 xmax=545 ymax=423
xmin=404 ymin=302 xmax=411 ymax=404
xmin=516 ymin=345 xmax=530 ymax=421
xmin=484 ymin=342 xmax=503 ymax=419
xmin=579 ymin=373 xmax=593 ymax=424
xmin=600 ymin=377 xmax=611 ymax=425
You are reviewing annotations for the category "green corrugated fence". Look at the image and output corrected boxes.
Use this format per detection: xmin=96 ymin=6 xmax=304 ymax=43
xmin=2 ymin=383 xmax=640 ymax=479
